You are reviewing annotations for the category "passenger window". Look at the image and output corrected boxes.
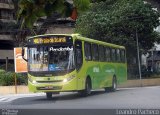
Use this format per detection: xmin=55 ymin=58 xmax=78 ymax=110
xmin=99 ymin=45 xmax=105 ymax=61
xmin=116 ymin=49 xmax=121 ymax=62
xmin=105 ymin=47 xmax=111 ymax=62
xmin=121 ymin=50 xmax=126 ymax=63
xmin=84 ymin=42 xmax=92 ymax=60
xmin=111 ymin=49 xmax=116 ymax=62
xmin=92 ymin=44 xmax=99 ymax=61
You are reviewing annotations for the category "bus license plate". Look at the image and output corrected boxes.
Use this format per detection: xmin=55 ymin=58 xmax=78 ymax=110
xmin=45 ymin=86 xmax=53 ymax=89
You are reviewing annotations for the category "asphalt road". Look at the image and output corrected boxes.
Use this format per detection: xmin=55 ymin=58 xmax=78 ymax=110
xmin=0 ymin=86 xmax=160 ymax=109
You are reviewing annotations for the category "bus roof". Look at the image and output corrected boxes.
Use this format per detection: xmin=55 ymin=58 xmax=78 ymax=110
xmin=72 ymin=34 xmax=125 ymax=49
xmin=27 ymin=34 xmax=125 ymax=49
xmin=27 ymin=34 xmax=72 ymax=39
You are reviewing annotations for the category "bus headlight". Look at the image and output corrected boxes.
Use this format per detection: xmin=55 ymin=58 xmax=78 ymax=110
xmin=63 ymin=79 xmax=68 ymax=83
xmin=32 ymin=80 xmax=37 ymax=84
xmin=63 ymin=75 xmax=76 ymax=83
xmin=28 ymin=76 xmax=37 ymax=84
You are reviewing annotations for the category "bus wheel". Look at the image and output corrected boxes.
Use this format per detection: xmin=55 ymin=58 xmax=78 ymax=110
xmin=79 ymin=78 xmax=91 ymax=97
xmin=46 ymin=92 xmax=52 ymax=99
xmin=104 ymin=76 xmax=117 ymax=92
xmin=111 ymin=76 xmax=117 ymax=92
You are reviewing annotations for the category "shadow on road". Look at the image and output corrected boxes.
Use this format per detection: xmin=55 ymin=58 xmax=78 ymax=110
xmin=11 ymin=90 xmax=118 ymax=105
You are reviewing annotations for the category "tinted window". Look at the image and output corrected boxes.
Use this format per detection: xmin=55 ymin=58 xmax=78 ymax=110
xmin=92 ymin=44 xmax=99 ymax=61
xmin=116 ymin=49 xmax=121 ymax=62
xmin=99 ymin=45 xmax=105 ymax=61
xmin=120 ymin=50 xmax=126 ymax=63
xmin=84 ymin=42 xmax=92 ymax=60
xmin=75 ymin=40 xmax=83 ymax=70
xmin=105 ymin=47 xmax=111 ymax=62
xmin=111 ymin=49 xmax=116 ymax=62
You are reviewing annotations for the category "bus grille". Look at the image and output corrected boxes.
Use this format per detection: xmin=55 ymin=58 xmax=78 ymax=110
xmin=36 ymin=80 xmax=62 ymax=84
xmin=37 ymin=86 xmax=62 ymax=90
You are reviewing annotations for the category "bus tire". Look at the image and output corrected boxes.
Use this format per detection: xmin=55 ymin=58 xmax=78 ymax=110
xmin=104 ymin=76 xmax=117 ymax=92
xmin=111 ymin=76 xmax=117 ymax=92
xmin=46 ymin=92 xmax=52 ymax=99
xmin=79 ymin=77 xmax=91 ymax=97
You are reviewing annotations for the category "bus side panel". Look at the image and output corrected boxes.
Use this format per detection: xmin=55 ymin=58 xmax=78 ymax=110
xmin=76 ymin=36 xmax=127 ymax=90
xmin=116 ymin=63 xmax=127 ymax=84
xmin=101 ymin=63 xmax=116 ymax=88
xmin=85 ymin=63 xmax=103 ymax=89
xmin=80 ymin=62 xmax=127 ymax=90
xmin=82 ymin=62 xmax=115 ymax=89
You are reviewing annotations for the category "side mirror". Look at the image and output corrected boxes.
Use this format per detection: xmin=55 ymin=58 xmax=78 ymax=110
xmin=22 ymin=47 xmax=28 ymax=62
xmin=22 ymin=48 xmax=24 ymax=57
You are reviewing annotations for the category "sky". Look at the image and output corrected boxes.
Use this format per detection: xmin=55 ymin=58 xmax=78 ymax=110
xmin=155 ymin=44 xmax=160 ymax=50
xmin=154 ymin=24 xmax=160 ymax=50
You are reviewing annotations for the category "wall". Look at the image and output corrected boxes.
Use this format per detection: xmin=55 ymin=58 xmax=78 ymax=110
xmin=0 ymin=50 xmax=13 ymax=60
xmin=46 ymin=25 xmax=74 ymax=34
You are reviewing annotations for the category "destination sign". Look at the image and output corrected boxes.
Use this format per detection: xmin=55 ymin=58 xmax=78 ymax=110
xmin=28 ymin=36 xmax=72 ymax=45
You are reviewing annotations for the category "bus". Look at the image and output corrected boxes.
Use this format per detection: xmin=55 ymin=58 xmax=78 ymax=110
xmin=22 ymin=34 xmax=127 ymax=99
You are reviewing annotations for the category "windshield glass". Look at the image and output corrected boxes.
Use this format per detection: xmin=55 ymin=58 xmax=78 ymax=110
xmin=28 ymin=45 xmax=74 ymax=72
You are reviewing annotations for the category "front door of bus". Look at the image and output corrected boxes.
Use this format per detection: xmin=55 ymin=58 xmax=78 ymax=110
xmin=75 ymin=40 xmax=84 ymax=90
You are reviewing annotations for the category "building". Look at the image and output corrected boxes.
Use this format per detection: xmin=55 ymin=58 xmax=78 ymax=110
xmin=147 ymin=51 xmax=160 ymax=73
xmin=45 ymin=18 xmax=75 ymax=34
xmin=0 ymin=0 xmax=15 ymax=63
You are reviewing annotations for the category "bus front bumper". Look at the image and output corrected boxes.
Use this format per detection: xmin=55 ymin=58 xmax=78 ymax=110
xmin=28 ymin=77 xmax=78 ymax=93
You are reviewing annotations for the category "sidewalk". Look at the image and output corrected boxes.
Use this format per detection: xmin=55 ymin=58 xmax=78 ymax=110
xmin=118 ymin=78 xmax=160 ymax=88
xmin=0 ymin=78 xmax=160 ymax=95
xmin=0 ymin=85 xmax=30 ymax=95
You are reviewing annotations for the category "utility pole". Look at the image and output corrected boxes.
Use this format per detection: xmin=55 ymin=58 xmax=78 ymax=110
xmin=136 ymin=28 xmax=142 ymax=87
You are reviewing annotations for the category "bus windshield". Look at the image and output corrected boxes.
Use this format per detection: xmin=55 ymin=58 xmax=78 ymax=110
xmin=28 ymin=45 xmax=75 ymax=72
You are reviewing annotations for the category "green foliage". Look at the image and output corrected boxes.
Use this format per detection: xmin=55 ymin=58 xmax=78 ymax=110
xmin=0 ymin=63 xmax=15 ymax=72
xmin=73 ymin=0 xmax=90 ymax=13
xmin=75 ymin=0 xmax=160 ymax=53
xmin=0 ymin=70 xmax=28 ymax=86
xmin=17 ymin=0 xmax=91 ymax=29
xmin=75 ymin=0 xmax=160 ymax=78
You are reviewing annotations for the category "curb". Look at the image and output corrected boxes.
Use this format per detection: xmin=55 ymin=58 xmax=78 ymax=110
xmin=0 ymin=78 xmax=160 ymax=95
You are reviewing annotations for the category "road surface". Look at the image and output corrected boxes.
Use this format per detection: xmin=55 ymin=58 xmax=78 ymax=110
xmin=0 ymin=86 xmax=160 ymax=109
xmin=0 ymin=86 xmax=160 ymax=115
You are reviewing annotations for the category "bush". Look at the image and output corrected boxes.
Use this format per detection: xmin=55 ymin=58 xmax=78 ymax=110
xmin=0 ymin=63 xmax=15 ymax=72
xmin=0 ymin=69 xmax=28 ymax=86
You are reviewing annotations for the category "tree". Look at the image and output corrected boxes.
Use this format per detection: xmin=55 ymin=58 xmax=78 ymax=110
xmin=75 ymin=0 xmax=160 ymax=55
xmin=10 ymin=0 xmax=33 ymax=46
xmin=75 ymin=0 xmax=160 ymax=78
xmin=17 ymin=0 xmax=91 ymax=29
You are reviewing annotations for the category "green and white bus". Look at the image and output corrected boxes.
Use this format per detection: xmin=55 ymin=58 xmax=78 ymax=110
xmin=23 ymin=34 xmax=127 ymax=99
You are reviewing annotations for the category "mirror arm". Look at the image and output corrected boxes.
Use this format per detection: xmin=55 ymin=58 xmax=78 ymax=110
xmin=22 ymin=45 xmax=28 ymax=62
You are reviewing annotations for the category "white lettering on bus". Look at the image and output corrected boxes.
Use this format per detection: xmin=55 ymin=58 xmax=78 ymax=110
xmin=49 ymin=47 xmax=73 ymax=52
xmin=105 ymin=69 xmax=115 ymax=73
xmin=93 ymin=67 xmax=100 ymax=73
